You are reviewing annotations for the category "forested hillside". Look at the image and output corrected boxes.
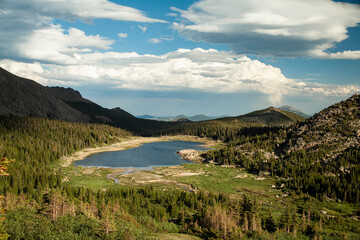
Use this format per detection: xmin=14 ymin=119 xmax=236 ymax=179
xmin=204 ymin=94 xmax=360 ymax=203
xmin=0 ymin=67 xmax=358 ymax=239
xmin=0 ymin=116 xmax=131 ymax=198
xmin=165 ymin=107 xmax=304 ymax=141
xmin=0 ymin=116 xmax=297 ymax=239
xmin=0 ymin=94 xmax=359 ymax=239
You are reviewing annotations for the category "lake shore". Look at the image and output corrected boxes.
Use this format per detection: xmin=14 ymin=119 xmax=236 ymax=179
xmin=60 ymin=135 xmax=220 ymax=168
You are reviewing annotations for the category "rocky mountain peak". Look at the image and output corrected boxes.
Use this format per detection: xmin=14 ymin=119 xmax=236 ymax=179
xmin=284 ymin=93 xmax=360 ymax=158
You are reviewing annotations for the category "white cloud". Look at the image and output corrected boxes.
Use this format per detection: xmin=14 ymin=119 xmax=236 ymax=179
xmin=0 ymin=59 xmax=49 ymax=85
xmin=16 ymin=25 xmax=114 ymax=64
xmin=138 ymin=25 xmax=147 ymax=33
xmin=0 ymin=0 xmax=166 ymax=23
xmin=0 ymin=0 xmax=165 ymax=64
xmin=118 ymin=33 xmax=128 ymax=39
xmin=149 ymin=37 xmax=174 ymax=44
xmin=1 ymin=48 xmax=359 ymax=105
xmin=312 ymin=50 xmax=360 ymax=60
xmin=167 ymin=13 xmax=178 ymax=17
xmin=149 ymin=38 xmax=162 ymax=44
xmin=172 ymin=0 xmax=360 ymax=58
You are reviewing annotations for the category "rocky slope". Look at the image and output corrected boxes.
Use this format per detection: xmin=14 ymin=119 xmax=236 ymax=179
xmin=283 ymin=93 xmax=360 ymax=161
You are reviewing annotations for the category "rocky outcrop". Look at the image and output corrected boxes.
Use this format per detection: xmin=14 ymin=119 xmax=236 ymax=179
xmin=282 ymin=93 xmax=360 ymax=162
xmin=177 ymin=149 xmax=204 ymax=162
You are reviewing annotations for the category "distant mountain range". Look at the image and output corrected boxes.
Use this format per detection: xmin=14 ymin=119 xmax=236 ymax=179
xmin=137 ymin=114 xmax=228 ymax=122
xmin=138 ymin=107 xmax=308 ymax=123
xmin=0 ymin=67 xmax=307 ymax=134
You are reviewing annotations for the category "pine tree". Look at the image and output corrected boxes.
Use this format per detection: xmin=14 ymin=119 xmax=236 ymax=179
xmin=264 ymin=211 xmax=277 ymax=233
xmin=0 ymin=157 xmax=13 ymax=240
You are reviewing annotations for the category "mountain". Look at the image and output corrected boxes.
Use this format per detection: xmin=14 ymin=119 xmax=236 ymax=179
xmin=0 ymin=67 xmax=181 ymax=135
xmin=137 ymin=115 xmax=156 ymax=119
xmin=282 ymin=94 xmax=360 ymax=157
xmin=187 ymin=114 xmax=212 ymax=121
xmin=175 ymin=114 xmax=212 ymax=121
xmin=172 ymin=118 xmax=192 ymax=122
xmin=278 ymin=105 xmax=309 ymax=118
xmin=0 ymin=67 xmax=91 ymax=122
xmin=175 ymin=114 xmax=187 ymax=119
xmin=136 ymin=114 xmax=214 ymax=122
xmin=235 ymin=106 xmax=305 ymax=126
xmin=274 ymin=93 xmax=360 ymax=202
xmin=0 ymin=67 xmax=134 ymax=123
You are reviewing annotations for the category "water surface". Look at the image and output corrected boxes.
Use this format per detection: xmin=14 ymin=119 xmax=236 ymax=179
xmin=74 ymin=140 xmax=208 ymax=169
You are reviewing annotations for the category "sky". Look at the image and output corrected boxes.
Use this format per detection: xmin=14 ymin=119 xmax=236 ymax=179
xmin=0 ymin=0 xmax=359 ymax=116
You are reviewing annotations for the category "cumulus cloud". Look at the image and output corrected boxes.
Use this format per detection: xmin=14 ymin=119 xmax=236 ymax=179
xmin=0 ymin=0 xmax=165 ymax=64
xmin=0 ymin=59 xmax=49 ymax=85
xmin=118 ymin=33 xmax=128 ymax=39
xmin=17 ymin=25 xmax=114 ymax=64
xmin=1 ymin=48 xmax=359 ymax=105
xmin=172 ymin=0 xmax=360 ymax=58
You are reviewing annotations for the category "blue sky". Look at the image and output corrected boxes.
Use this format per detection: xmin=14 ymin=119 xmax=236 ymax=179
xmin=0 ymin=0 xmax=359 ymax=116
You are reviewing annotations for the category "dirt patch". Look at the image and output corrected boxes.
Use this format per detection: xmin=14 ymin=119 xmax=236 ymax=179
xmin=173 ymin=172 xmax=204 ymax=177
xmin=104 ymin=165 xmax=202 ymax=192
xmin=156 ymin=166 xmax=204 ymax=178
xmin=122 ymin=171 xmax=164 ymax=184
xmin=81 ymin=167 xmax=96 ymax=175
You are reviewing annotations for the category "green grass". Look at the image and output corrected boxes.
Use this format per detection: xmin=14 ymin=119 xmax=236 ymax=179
xmin=149 ymin=233 xmax=202 ymax=240
xmin=176 ymin=164 xmax=280 ymax=196
xmin=61 ymin=162 xmax=360 ymax=239
xmin=62 ymin=165 xmax=119 ymax=190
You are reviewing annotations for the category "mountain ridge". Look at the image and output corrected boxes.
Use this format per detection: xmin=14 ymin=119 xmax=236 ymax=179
xmin=278 ymin=105 xmax=309 ymax=118
xmin=0 ymin=67 xmax=135 ymax=122
xmin=282 ymin=93 xmax=360 ymax=156
xmin=0 ymin=67 xmax=307 ymax=134
xmin=231 ymin=106 xmax=305 ymax=126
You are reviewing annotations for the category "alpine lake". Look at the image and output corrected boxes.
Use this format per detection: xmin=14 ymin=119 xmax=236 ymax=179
xmin=74 ymin=140 xmax=209 ymax=169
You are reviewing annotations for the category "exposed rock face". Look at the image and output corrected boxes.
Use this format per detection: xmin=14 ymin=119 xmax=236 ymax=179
xmin=283 ymin=93 xmax=360 ymax=161
xmin=177 ymin=149 xmax=204 ymax=162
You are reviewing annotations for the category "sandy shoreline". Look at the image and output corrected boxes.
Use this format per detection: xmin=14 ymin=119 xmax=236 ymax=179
xmin=60 ymin=135 xmax=218 ymax=168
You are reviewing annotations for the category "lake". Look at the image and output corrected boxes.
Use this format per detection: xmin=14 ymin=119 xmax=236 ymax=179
xmin=74 ymin=140 xmax=208 ymax=169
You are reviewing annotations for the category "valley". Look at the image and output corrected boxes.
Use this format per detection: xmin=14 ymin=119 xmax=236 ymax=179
xmin=0 ymin=68 xmax=359 ymax=239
